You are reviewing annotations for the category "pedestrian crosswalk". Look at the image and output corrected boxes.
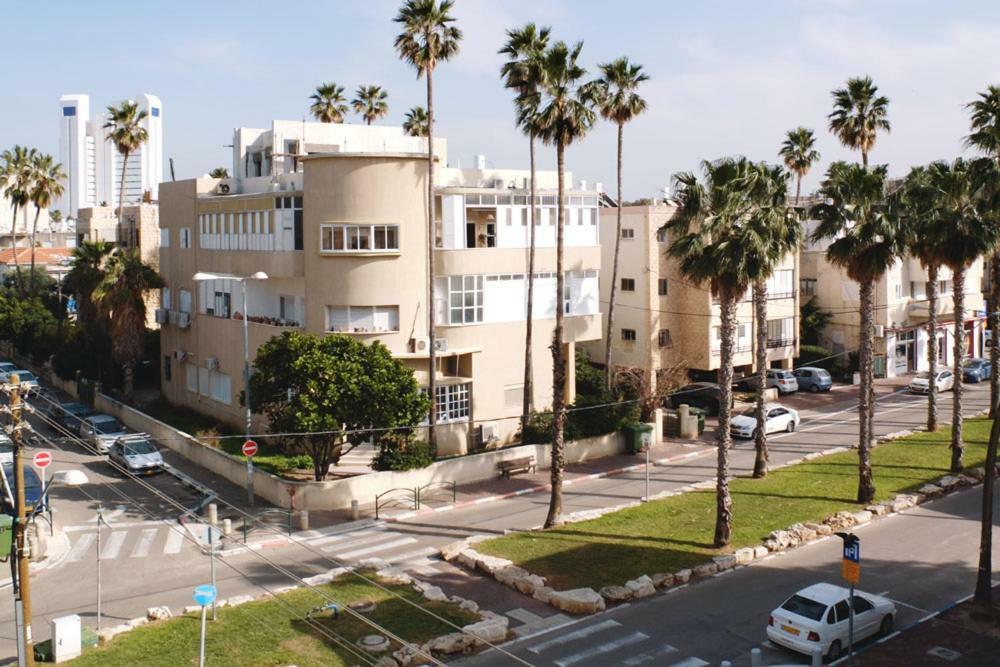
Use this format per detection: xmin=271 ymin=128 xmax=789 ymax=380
xmin=304 ymin=525 xmax=441 ymax=574
xmin=525 ymin=618 xmax=708 ymax=667
xmin=63 ymin=520 xmax=197 ymax=563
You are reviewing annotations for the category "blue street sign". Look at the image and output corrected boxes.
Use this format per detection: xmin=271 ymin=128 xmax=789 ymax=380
xmin=193 ymin=584 xmax=217 ymax=606
xmin=843 ymin=540 xmax=860 ymax=563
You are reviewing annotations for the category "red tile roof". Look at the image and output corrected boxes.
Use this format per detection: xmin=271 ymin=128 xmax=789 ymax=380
xmin=0 ymin=247 xmax=74 ymax=266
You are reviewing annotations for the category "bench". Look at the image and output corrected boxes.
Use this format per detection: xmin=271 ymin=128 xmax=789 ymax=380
xmin=498 ymin=456 xmax=536 ymax=479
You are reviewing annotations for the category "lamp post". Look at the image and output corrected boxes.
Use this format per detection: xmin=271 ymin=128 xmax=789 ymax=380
xmin=193 ymin=271 xmax=268 ymax=507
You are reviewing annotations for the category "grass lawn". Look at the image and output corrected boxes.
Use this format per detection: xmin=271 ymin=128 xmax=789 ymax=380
xmin=68 ymin=573 xmax=477 ymax=666
xmin=477 ymin=418 xmax=991 ymax=591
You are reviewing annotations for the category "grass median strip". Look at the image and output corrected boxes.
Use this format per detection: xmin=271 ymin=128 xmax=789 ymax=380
xmin=67 ymin=574 xmax=477 ymax=666
xmin=476 ymin=419 xmax=990 ymax=591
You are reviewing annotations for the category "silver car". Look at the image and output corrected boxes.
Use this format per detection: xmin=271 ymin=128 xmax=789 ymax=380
xmin=108 ymin=435 xmax=164 ymax=475
xmin=79 ymin=414 xmax=128 ymax=454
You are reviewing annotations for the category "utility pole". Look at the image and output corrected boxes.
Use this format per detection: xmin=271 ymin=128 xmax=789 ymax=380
xmin=8 ymin=374 xmax=35 ymax=666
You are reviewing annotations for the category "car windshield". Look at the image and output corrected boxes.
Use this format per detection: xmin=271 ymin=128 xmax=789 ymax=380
xmin=94 ymin=418 xmax=124 ymax=434
xmin=915 ymin=372 xmax=931 ymax=380
xmin=3 ymin=466 xmax=40 ymax=492
xmin=739 ymin=408 xmax=758 ymax=417
xmin=963 ymin=359 xmax=984 ymax=368
xmin=13 ymin=372 xmax=36 ymax=382
xmin=781 ymin=594 xmax=828 ymax=621
xmin=125 ymin=441 xmax=157 ymax=456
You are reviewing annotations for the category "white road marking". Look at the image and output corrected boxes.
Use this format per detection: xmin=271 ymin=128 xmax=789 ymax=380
xmin=885 ymin=597 xmax=931 ymax=613
xmin=529 ymin=619 xmax=621 ymax=653
xmin=554 ymin=631 xmax=648 ymax=666
xmin=65 ymin=533 xmax=96 ymax=563
xmin=65 ymin=520 xmax=167 ymax=533
xmin=335 ymin=537 xmax=417 ymax=560
xmin=317 ymin=531 xmax=400 ymax=554
xmin=309 ymin=527 xmax=386 ymax=547
xmin=88 ymin=506 xmax=126 ymax=523
xmin=100 ymin=531 xmax=127 ymax=560
xmin=386 ymin=546 xmax=438 ymax=565
xmin=667 ymin=658 xmax=710 ymax=667
xmin=164 ymin=528 xmax=186 ymax=554
xmin=623 ymin=643 xmax=678 ymax=665
xmin=130 ymin=528 xmax=158 ymax=558
xmin=507 ymin=608 xmax=544 ymax=625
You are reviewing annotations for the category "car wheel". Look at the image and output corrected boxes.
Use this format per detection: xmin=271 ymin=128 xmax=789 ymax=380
xmin=826 ymin=639 xmax=843 ymax=663
xmin=786 ymin=420 xmax=795 ymax=433
xmin=879 ymin=614 xmax=894 ymax=637
xmin=809 ymin=384 xmax=820 ymax=393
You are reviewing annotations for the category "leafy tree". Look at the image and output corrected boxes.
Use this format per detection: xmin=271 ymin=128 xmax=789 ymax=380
xmin=0 ymin=293 xmax=58 ymax=362
xmin=828 ymin=76 xmax=890 ymax=168
xmin=779 ymin=127 xmax=820 ymax=204
xmin=103 ymin=101 xmax=149 ymax=237
xmin=0 ymin=145 xmax=37 ymax=292
xmin=352 ymin=85 xmax=390 ymax=125
xmin=394 ymin=0 xmax=462 ymax=448
xmin=309 ymin=83 xmax=348 ymax=123
xmin=247 ymin=332 xmax=430 ymax=481
xmin=799 ymin=296 xmax=832 ymax=346
xmin=28 ymin=153 xmax=65 ymax=292
xmin=208 ymin=167 xmax=229 ymax=178
xmin=402 ymin=106 xmax=429 ymax=137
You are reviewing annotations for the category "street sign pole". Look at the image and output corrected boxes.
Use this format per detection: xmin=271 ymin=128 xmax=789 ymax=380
xmin=836 ymin=532 xmax=860 ymax=666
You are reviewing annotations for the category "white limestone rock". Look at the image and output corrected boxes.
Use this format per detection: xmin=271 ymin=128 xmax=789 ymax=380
xmin=625 ymin=575 xmax=656 ymax=598
xmin=599 ymin=585 xmax=633 ymax=603
xmin=146 ymin=606 xmax=171 ymax=621
xmin=548 ymin=588 xmax=606 ymax=614
xmin=734 ymin=548 xmax=756 ymax=565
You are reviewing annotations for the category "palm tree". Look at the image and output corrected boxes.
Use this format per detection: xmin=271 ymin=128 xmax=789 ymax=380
xmin=309 ymin=83 xmax=349 ymax=123
xmin=966 ymin=85 xmax=1000 ymax=418
xmin=925 ymin=158 xmax=1000 ymax=472
xmin=402 ymin=106 xmax=429 ymax=137
xmin=750 ymin=163 xmax=799 ymax=478
xmin=591 ymin=57 xmax=649 ymax=389
xmin=394 ymin=0 xmax=462 ymax=449
xmin=897 ymin=166 xmax=943 ymax=432
xmin=103 ymin=101 xmax=149 ymax=242
xmin=666 ymin=158 xmax=780 ymax=544
xmin=828 ymin=76 xmax=890 ymax=168
xmin=500 ymin=23 xmax=550 ymax=439
xmin=94 ymin=249 xmax=163 ymax=399
xmin=352 ymin=85 xmax=390 ymax=125
xmin=1 ymin=145 xmax=37 ymax=292
xmin=779 ymin=127 xmax=820 ymax=204
xmin=64 ymin=240 xmax=114 ymax=327
xmin=532 ymin=40 xmax=595 ymax=528
xmin=28 ymin=153 xmax=65 ymax=293
xmin=208 ymin=167 xmax=229 ymax=179
xmin=810 ymin=162 xmax=904 ymax=503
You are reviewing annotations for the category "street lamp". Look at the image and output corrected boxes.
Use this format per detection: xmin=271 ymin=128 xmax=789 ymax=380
xmin=192 ymin=271 xmax=269 ymax=506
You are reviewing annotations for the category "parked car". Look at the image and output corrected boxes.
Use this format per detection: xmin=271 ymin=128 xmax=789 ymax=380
xmin=909 ymin=369 xmax=954 ymax=394
xmin=766 ymin=369 xmax=799 ymax=395
xmin=0 ymin=362 xmax=16 ymax=376
xmin=730 ymin=403 xmax=800 ymax=439
xmin=3 ymin=370 xmax=40 ymax=396
xmin=0 ymin=463 xmax=43 ymax=514
xmin=767 ymin=583 xmax=896 ymax=662
xmin=53 ymin=401 xmax=96 ymax=432
xmin=79 ymin=414 xmax=128 ymax=454
xmin=733 ymin=375 xmax=762 ymax=393
xmin=108 ymin=435 xmax=164 ymax=475
xmin=793 ymin=367 xmax=833 ymax=393
xmin=667 ymin=382 xmax=730 ymax=416
xmin=961 ymin=358 xmax=991 ymax=383
xmin=0 ymin=433 xmax=12 ymax=465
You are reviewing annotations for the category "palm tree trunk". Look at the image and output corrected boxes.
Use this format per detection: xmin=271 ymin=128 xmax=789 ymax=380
xmin=714 ymin=289 xmax=736 ymax=547
xmin=951 ymin=265 xmax=967 ymax=472
xmin=545 ymin=142 xmax=567 ymax=529
xmin=118 ymin=150 xmax=130 ymax=239
xmin=973 ymin=408 xmax=1000 ymax=615
xmin=521 ymin=134 xmax=537 ymax=438
xmin=123 ymin=362 xmax=134 ymax=400
xmin=603 ymin=122 xmax=624 ymax=388
xmin=29 ymin=205 xmax=40 ymax=293
xmin=9 ymin=204 xmax=23 ymax=294
xmin=861 ymin=149 xmax=869 ymax=169
xmin=752 ymin=279 xmax=769 ymax=478
xmin=857 ymin=279 xmax=876 ymax=503
xmin=425 ymin=71 xmax=437 ymax=450
xmin=990 ymin=252 xmax=1000 ymax=418
xmin=794 ymin=176 xmax=802 ymax=206
xmin=926 ymin=265 xmax=939 ymax=432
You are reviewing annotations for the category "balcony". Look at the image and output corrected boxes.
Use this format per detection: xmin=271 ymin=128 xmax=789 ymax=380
xmin=767 ymin=337 xmax=797 ymax=349
xmin=711 ymin=344 xmax=752 ymax=356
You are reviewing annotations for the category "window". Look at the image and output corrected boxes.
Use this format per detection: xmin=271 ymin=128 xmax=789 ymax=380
xmin=800 ymin=278 xmax=816 ymax=297
xmin=209 ymin=371 xmax=232 ymax=405
xmin=658 ymin=329 xmax=672 ymax=348
xmin=621 ymin=278 xmax=636 ymax=292
xmin=185 ymin=364 xmax=198 ymax=393
xmin=179 ymin=289 xmax=192 ymax=314
xmin=279 ymin=296 xmax=297 ymax=323
xmin=320 ymin=224 xmax=400 ymax=253
xmin=894 ymin=283 xmax=903 ymax=300
xmin=834 ymin=600 xmax=851 ymax=623
xmin=434 ymin=383 xmax=471 ymax=422
xmin=939 ymin=279 xmax=952 ymax=295
xmin=180 ymin=228 xmax=191 ymax=249
xmin=766 ymin=269 xmax=794 ymax=299
xmin=326 ymin=305 xmax=400 ymax=333
xmin=214 ymin=291 xmax=232 ymax=319
xmin=767 ymin=317 xmax=795 ymax=348
xmin=911 ymin=280 xmax=926 ymax=299
xmin=163 ymin=356 xmax=171 ymax=382
xmin=160 ymin=229 xmax=170 ymax=248
xmin=447 ymin=275 xmax=484 ymax=325
xmin=656 ymin=227 xmax=668 ymax=243
xmin=621 ymin=227 xmax=635 ymax=239
xmin=161 ymin=287 xmax=171 ymax=310
xmin=658 ymin=278 xmax=668 ymax=296
xmin=621 ymin=328 xmax=637 ymax=342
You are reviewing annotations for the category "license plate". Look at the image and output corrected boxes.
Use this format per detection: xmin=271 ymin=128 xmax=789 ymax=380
xmin=781 ymin=625 xmax=800 ymax=636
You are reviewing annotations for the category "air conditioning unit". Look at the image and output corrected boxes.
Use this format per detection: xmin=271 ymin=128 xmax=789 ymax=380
xmin=874 ymin=324 xmax=885 ymax=338
xmin=218 ymin=182 xmax=231 ymax=195
xmin=205 ymin=357 xmax=220 ymax=371
xmin=492 ymin=178 xmax=506 ymax=189
xmin=411 ymin=336 xmax=430 ymax=353
xmin=479 ymin=424 xmax=499 ymax=445
xmin=434 ymin=338 xmax=449 ymax=352
xmin=174 ymin=350 xmax=188 ymax=361
xmin=176 ymin=312 xmax=191 ymax=329
xmin=154 ymin=308 xmax=168 ymax=324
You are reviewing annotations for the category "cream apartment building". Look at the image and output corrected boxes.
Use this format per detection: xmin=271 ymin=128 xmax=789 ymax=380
xmin=801 ymin=224 xmax=986 ymax=377
xmin=582 ymin=204 xmax=799 ymax=381
xmin=157 ymin=121 xmax=602 ymax=456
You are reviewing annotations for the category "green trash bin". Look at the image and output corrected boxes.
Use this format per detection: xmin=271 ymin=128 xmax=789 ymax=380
xmin=623 ymin=423 xmax=655 ymax=455
xmin=687 ymin=407 xmax=707 ymax=435
xmin=0 ymin=514 xmax=12 ymax=560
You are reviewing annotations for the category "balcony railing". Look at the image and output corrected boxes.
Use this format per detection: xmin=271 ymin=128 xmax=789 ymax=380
xmin=711 ymin=344 xmax=753 ymax=356
xmin=767 ymin=337 xmax=797 ymax=349
xmin=767 ymin=291 xmax=795 ymax=300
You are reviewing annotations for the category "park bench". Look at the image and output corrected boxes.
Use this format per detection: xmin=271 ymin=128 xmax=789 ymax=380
xmin=497 ymin=456 xmax=536 ymax=479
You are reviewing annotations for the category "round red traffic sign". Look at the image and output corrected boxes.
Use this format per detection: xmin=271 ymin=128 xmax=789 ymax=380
xmin=242 ymin=440 xmax=258 ymax=457
xmin=33 ymin=451 xmax=52 ymax=469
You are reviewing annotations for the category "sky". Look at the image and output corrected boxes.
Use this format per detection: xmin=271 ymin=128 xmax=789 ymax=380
xmin=3 ymin=0 xmax=1000 ymax=200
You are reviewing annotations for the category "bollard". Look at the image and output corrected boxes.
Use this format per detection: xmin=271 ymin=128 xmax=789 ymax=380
xmin=222 ymin=518 xmax=232 ymax=536
xmin=811 ymin=650 xmax=823 ymax=667
xmin=351 ymin=499 xmax=360 ymax=521
xmin=751 ymin=647 xmax=762 ymax=667
xmin=207 ymin=503 xmax=218 ymax=527
xmin=299 ymin=510 xmax=309 ymax=531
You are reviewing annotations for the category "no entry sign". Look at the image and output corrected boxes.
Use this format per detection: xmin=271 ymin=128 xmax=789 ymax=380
xmin=242 ymin=440 xmax=258 ymax=457
xmin=33 ymin=451 xmax=52 ymax=469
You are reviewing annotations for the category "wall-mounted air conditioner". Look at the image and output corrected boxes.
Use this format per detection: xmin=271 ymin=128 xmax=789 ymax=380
xmin=411 ymin=337 xmax=430 ymax=353
xmin=205 ymin=357 xmax=220 ymax=371
xmin=154 ymin=309 xmax=168 ymax=324
xmin=176 ymin=312 xmax=191 ymax=329
xmin=174 ymin=350 xmax=188 ymax=361
xmin=874 ymin=324 xmax=885 ymax=338
xmin=434 ymin=338 xmax=449 ymax=352
xmin=480 ymin=424 xmax=499 ymax=445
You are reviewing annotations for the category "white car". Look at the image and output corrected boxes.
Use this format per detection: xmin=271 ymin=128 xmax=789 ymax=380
xmin=767 ymin=583 xmax=896 ymax=662
xmin=909 ymin=369 xmax=954 ymax=394
xmin=730 ymin=403 xmax=799 ymax=439
xmin=108 ymin=435 xmax=164 ymax=476
xmin=0 ymin=433 xmax=12 ymax=465
xmin=3 ymin=370 xmax=40 ymax=396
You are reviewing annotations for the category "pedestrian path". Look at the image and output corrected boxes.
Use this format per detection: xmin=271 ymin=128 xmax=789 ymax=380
xmin=332 ymin=442 xmax=376 ymax=474
xmin=300 ymin=524 xmax=441 ymax=574
xmin=62 ymin=518 xmax=196 ymax=562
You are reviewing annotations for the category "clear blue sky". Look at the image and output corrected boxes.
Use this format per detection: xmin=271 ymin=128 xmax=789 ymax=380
xmin=4 ymin=0 xmax=999 ymax=199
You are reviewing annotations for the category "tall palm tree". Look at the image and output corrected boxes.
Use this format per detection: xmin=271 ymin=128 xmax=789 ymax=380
xmin=533 ymin=40 xmax=595 ymax=528
xmin=208 ymin=167 xmax=229 ymax=179
xmin=779 ymin=127 xmax=820 ymax=204
xmin=402 ymin=106 xmax=429 ymax=137
xmin=966 ymin=85 xmax=1000 ymax=418
xmin=897 ymin=166 xmax=943 ymax=432
xmin=828 ymin=76 xmax=890 ymax=168
xmin=394 ymin=0 xmax=462 ymax=449
xmin=28 ymin=153 xmax=65 ymax=293
xmin=810 ymin=162 xmax=904 ymax=503
xmin=309 ymin=83 xmax=349 ymax=123
xmin=1 ymin=145 xmax=37 ymax=292
xmin=94 ymin=249 xmax=163 ymax=399
xmin=103 ymin=101 xmax=149 ymax=241
xmin=64 ymin=240 xmax=114 ymax=327
xmin=750 ymin=163 xmax=799 ymax=479
xmin=500 ymin=23 xmax=551 ymax=439
xmin=925 ymin=158 xmax=1000 ymax=472
xmin=667 ymin=158 xmax=779 ymax=544
xmin=591 ymin=56 xmax=649 ymax=389
xmin=352 ymin=85 xmax=390 ymax=125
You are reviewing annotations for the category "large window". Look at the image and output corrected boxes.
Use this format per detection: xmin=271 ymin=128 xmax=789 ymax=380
xmin=713 ymin=323 xmax=752 ymax=353
xmin=766 ymin=269 xmax=794 ymax=299
xmin=434 ymin=383 xmax=471 ymax=422
xmin=448 ymin=275 xmax=484 ymax=325
xmin=767 ymin=317 xmax=795 ymax=348
xmin=326 ymin=305 xmax=399 ymax=333
xmin=277 ymin=196 xmax=303 ymax=251
xmin=320 ymin=224 xmax=400 ymax=253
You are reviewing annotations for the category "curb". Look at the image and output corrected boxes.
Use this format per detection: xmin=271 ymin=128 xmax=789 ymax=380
xmin=215 ymin=517 xmax=380 ymax=558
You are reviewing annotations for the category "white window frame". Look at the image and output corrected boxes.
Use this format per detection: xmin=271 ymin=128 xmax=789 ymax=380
xmin=320 ymin=224 xmax=400 ymax=254
xmin=447 ymin=275 xmax=484 ymax=325
xmin=434 ymin=383 xmax=471 ymax=423
xmin=160 ymin=229 xmax=170 ymax=248
xmin=326 ymin=305 xmax=400 ymax=333
xmin=180 ymin=227 xmax=191 ymax=249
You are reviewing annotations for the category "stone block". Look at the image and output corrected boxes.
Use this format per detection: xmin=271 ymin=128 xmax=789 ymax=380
xmin=919 ymin=484 xmax=943 ymax=496
xmin=462 ymin=616 xmax=509 ymax=644
xmin=599 ymin=585 xmax=633 ymax=603
xmin=938 ymin=475 xmax=961 ymax=489
xmin=532 ymin=586 xmax=553 ymax=604
xmin=712 ymin=555 xmax=737 ymax=571
xmin=475 ymin=554 xmax=514 ymax=575
xmin=734 ymin=548 xmax=755 ymax=565
xmin=625 ymin=575 xmax=656 ymax=598
xmin=459 ymin=599 xmax=479 ymax=614
xmin=456 ymin=549 xmax=479 ymax=570
xmin=548 ymin=588 xmax=606 ymax=614
xmin=494 ymin=565 xmax=530 ymax=587
xmin=753 ymin=545 xmax=769 ymax=559
xmin=376 ymin=568 xmax=413 ymax=586
xmin=512 ymin=574 xmax=546 ymax=596
xmin=425 ymin=632 xmax=476 ymax=654
xmin=851 ymin=510 xmax=873 ymax=525
xmin=146 ymin=606 xmax=171 ymax=621
xmin=651 ymin=572 xmax=674 ymax=588
xmin=422 ymin=586 xmax=448 ymax=602
xmin=692 ymin=562 xmax=718 ymax=578
xmin=674 ymin=569 xmax=692 ymax=584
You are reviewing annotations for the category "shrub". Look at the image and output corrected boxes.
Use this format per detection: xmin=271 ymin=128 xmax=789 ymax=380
xmin=373 ymin=435 xmax=435 ymax=471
